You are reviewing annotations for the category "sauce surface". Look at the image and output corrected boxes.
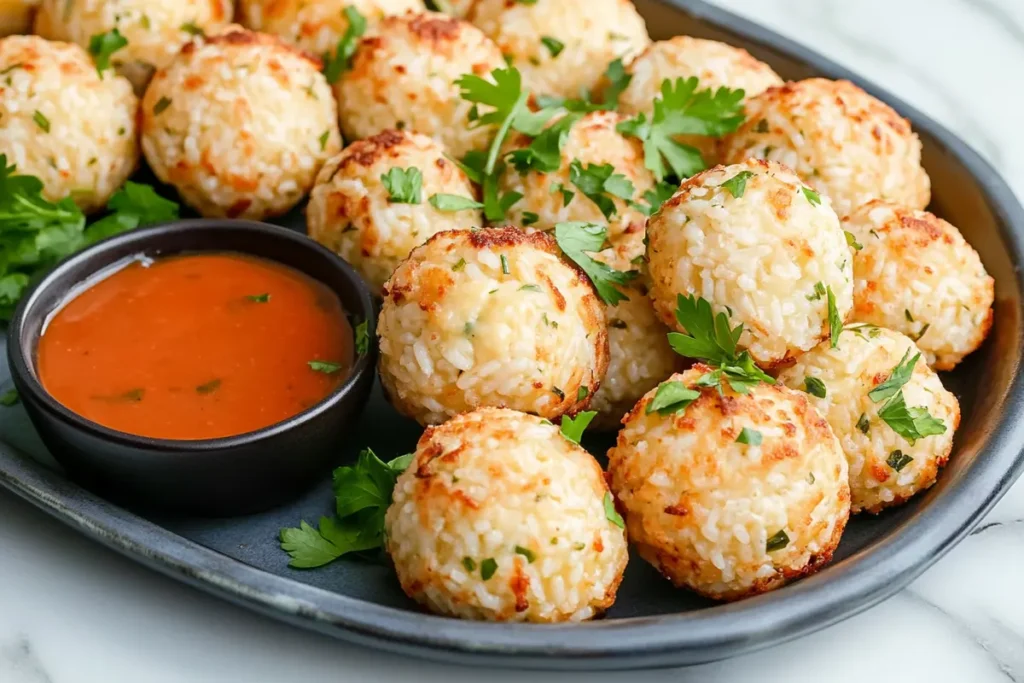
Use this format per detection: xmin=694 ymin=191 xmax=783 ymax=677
xmin=38 ymin=253 xmax=352 ymax=440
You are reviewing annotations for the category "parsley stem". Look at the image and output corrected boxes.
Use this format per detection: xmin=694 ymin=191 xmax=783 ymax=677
xmin=485 ymin=91 xmax=528 ymax=176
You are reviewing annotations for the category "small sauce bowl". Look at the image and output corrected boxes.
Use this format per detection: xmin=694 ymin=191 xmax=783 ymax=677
xmin=8 ymin=219 xmax=377 ymax=516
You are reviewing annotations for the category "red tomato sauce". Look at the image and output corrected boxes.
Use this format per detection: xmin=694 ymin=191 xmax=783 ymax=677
xmin=37 ymin=253 xmax=353 ymax=440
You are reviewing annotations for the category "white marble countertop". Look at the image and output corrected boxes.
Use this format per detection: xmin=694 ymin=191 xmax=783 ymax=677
xmin=4 ymin=1 xmax=1024 ymax=681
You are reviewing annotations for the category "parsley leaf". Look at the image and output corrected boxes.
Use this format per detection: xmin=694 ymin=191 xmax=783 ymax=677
xmin=381 ymin=167 xmax=422 ymax=204
xmin=323 ymin=5 xmax=367 ymax=83
xmin=246 ymin=293 xmax=270 ymax=303
xmin=553 ymin=222 xmax=637 ymax=305
xmin=459 ymin=154 xmax=521 ymax=221
xmin=87 ymin=28 xmax=128 ymax=75
xmin=646 ymin=380 xmax=700 ymax=415
xmin=32 ymin=111 xmax=49 ymax=132
xmin=540 ymin=36 xmax=564 ymax=57
xmin=569 ymin=160 xmax=635 ymax=220
xmin=83 ymin=181 xmax=180 ymax=244
xmin=867 ymin=349 xmax=919 ymax=402
xmin=802 ymin=186 xmax=821 ymax=206
xmin=876 ymin=391 xmax=947 ymax=444
xmin=720 ymin=170 xmax=754 ymax=198
xmin=600 ymin=58 xmax=632 ymax=109
xmin=845 ymin=230 xmax=863 ymax=251
xmin=630 ymin=181 xmax=677 ymax=217
xmin=455 ymin=67 xmax=530 ymax=175
xmin=603 ymin=491 xmax=625 ymax=528
xmin=736 ymin=427 xmax=762 ymax=445
xmin=827 ymin=285 xmax=841 ymax=348
xmin=507 ymin=113 xmax=580 ymax=174
xmin=355 ymin=321 xmax=370 ymax=355
xmin=804 ymin=376 xmax=826 ymax=398
xmin=886 ymin=449 xmax=913 ymax=472
xmin=429 ymin=194 xmax=484 ymax=212
xmin=308 ymin=360 xmax=343 ymax=374
xmin=766 ymin=529 xmax=789 ymax=552
xmin=560 ymin=410 xmax=596 ymax=444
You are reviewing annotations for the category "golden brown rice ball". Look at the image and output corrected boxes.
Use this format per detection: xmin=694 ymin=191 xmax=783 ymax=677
xmin=140 ymin=27 xmax=341 ymax=220
xmin=843 ymin=200 xmax=994 ymax=370
xmin=236 ymin=0 xmax=423 ymax=56
xmin=0 ymin=0 xmax=39 ymax=36
xmin=377 ymin=227 xmax=609 ymax=425
xmin=720 ymin=79 xmax=931 ymax=218
xmin=307 ymin=129 xmax=481 ymax=292
xmin=385 ymin=407 xmax=629 ymax=622
xmin=468 ymin=0 xmax=649 ymax=99
xmin=336 ymin=11 xmax=505 ymax=159
xmin=608 ymin=365 xmax=850 ymax=601
xmin=646 ymin=159 xmax=853 ymax=368
xmin=615 ymin=36 xmax=783 ymax=166
xmin=777 ymin=327 xmax=960 ymax=514
xmin=34 ymin=0 xmax=233 ymax=92
xmin=499 ymin=111 xmax=655 ymax=248
xmin=0 ymin=36 xmax=138 ymax=214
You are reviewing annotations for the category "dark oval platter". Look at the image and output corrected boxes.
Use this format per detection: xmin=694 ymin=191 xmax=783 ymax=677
xmin=2 ymin=0 xmax=1024 ymax=671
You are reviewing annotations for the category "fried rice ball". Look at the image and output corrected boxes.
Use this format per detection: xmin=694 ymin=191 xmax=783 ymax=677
xmin=307 ymin=129 xmax=481 ymax=292
xmin=468 ymin=0 xmax=649 ymax=99
xmin=646 ymin=159 xmax=853 ymax=368
xmin=0 ymin=36 xmax=138 ymax=214
xmin=615 ymin=36 xmax=782 ymax=165
xmin=499 ymin=111 xmax=655 ymax=248
xmin=33 ymin=0 xmax=233 ymax=92
xmin=778 ymin=327 xmax=960 ymax=514
xmin=377 ymin=227 xmax=609 ymax=425
xmin=385 ymin=407 xmax=629 ymax=622
xmin=843 ymin=200 xmax=994 ymax=370
xmin=140 ymin=27 xmax=341 ymax=220
xmin=720 ymin=79 xmax=931 ymax=218
xmin=336 ymin=11 xmax=505 ymax=159
xmin=236 ymin=0 xmax=423 ymax=56
xmin=607 ymin=365 xmax=850 ymax=601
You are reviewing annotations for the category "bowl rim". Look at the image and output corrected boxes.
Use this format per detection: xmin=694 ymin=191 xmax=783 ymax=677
xmin=6 ymin=218 xmax=378 ymax=453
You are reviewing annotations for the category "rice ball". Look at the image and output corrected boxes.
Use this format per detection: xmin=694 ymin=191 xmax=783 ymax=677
xmin=0 ymin=36 xmax=138 ymax=214
xmin=615 ymin=36 xmax=783 ymax=166
xmin=236 ymin=0 xmax=422 ymax=56
xmin=377 ymin=227 xmax=609 ymax=425
xmin=336 ymin=11 xmax=505 ymax=159
xmin=33 ymin=0 xmax=233 ymax=92
xmin=843 ymin=200 xmax=994 ymax=370
xmin=468 ymin=0 xmax=649 ymax=99
xmin=720 ymin=79 xmax=931 ymax=218
xmin=386 ymin=407 xmax=629 ymax=622
xmin=499 ymin=111 xmax=655 ymax=248
xmin=140 ymin=27 xmax=341 ymax=220
xmin=607 ymin=365 xmax=850 ymax=600
xmin=307 ymin=129 xmax=482 ymax=292
xmin=777 ymin=327 xmax=960 ymax=514
xmin=646 ymin=159 xmax=853 ymax=368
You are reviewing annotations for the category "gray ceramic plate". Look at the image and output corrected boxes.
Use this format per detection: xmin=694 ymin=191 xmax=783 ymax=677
xmin=2 ymin=0 xmax=1024 ymax=671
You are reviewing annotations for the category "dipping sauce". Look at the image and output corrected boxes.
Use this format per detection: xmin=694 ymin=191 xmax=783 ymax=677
xmin=37 ymin=253 xmax=353 ymax=440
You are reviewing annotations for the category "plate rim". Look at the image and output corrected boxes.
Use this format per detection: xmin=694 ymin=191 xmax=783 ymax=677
xmin=3 ymin=0 xmax=1024 ymax=670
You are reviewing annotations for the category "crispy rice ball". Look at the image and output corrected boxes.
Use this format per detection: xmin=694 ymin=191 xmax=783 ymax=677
xmin=778 ymin=327 xmax=960 ymax=514
xmin=607 ymin=365 xmax=850 ymax=600
xmin=386 ymin=407 xmax=629 ymax=622
xmin=236 ymin=0 xmax=423 ymax=56
xmin=720 ymin=79 xmax=931 ymax=218
xmin=468 ymin=0 xmax=649 ymax=99
xmin=0 ymin=0 xmax=38 ymax=36
xmin=646 ymin=159 xmax=853 ymax=368
xmin=615 ymin=36 xmax=783 ymax=166
xmin=0 ymin=36 xmax=138 ymax=214
xmin=34 ymin=0 xmax=233 ymax=92
xmin=499 ymin=111 xmax=655 ymax=248
xmin=307 ymin=129 xmax=481 ymax=292
xmin=377 ymin=227 xmax=609 ymax=425
xmin=336 ymin=11 xmax=505 ymax=160
xmin=140 ymin=27 xmax=341 ymax=220
xmin=843 ymin=200 xmax=994 ymax=370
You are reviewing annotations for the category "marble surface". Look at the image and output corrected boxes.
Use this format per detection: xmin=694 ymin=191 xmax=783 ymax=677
xmin=4 ymin=1 xmax=1024 ymax=681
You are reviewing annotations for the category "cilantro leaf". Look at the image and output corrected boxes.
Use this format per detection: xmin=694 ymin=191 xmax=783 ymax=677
xmin=646 ymin=380 xmax=700 ymax=415
xmin=569 ymin=160 xmax=635 ymax=220
xmin=877 ymin=391 xmax=947 ymax=445
xmin=323 ymin=5 xmax=367 ymax=83
xmin=429 ymin=194 xmax=484 ymax=212
xmin=87 ymin=29 xmax=127 ymax=75
xmin=720 ymin=170 xmax=754 ymax=198
xmin=553 ymin=222 xmax=637 ymax=305
xmin=381 ymin=167 xmax=422 ymax=204
xmin=560 ymin=410 xmax=596 ymax=444
xmin=867 ymin=349 xmax=919 ymax=402
xmin=827 ymin=285 xmax=841 ymax=348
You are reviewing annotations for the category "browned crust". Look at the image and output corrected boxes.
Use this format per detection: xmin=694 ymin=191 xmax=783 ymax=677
xmin=186 ymin=26 xmax=323 ymax=70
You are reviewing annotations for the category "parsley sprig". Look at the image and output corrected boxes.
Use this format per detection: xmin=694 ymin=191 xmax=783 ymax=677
xmin=560 ymin=410 xmax=596 ymax=444
xmin=323 ymin=6 xmax=367 ymax=83
xmin=553 ymin=222 xmax=637 ymax=305
xmin=867 ymin=350 xmax=946 ymax=444
xmin=87 ymin=29 xmax=127 ymax=75
xmin=568 ymin=160 xmax=635 ymax=220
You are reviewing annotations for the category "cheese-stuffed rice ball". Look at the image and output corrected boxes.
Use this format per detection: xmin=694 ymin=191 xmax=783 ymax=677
xmin=778 ymin=327 xmax=960 ymax=514
xmin=646 ymin=159 xmax=853 ymax=368
xmin=33 ymin=0 xmax=233 ymax=91
xmin=607 ymin=365 xmax=850 ymax=600
xmin=140 ymin=27 xmax=341 ymax=220
xmin=468 ymin=0 xmax=649 ymax=99
xmin=307 ymin=129 xmax=481 ymax=292
xmin=385 ymin=407 xmax=629 ymax=622
xmin=720 ymin=78 xmax=931 ymax=217
xmin=335 ymin=11 xmax=505 ymax=159
xmin=0 ymin=35 xmax=138 ymax=214
xmin=377 ymin=227 xmax=609 ymax=425
xmin=843 ymin=200 xmax=994 ymax=370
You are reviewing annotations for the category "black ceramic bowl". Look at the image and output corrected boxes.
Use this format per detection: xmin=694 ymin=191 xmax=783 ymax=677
xmin=6 ymin=219 xmax=377 ymax=517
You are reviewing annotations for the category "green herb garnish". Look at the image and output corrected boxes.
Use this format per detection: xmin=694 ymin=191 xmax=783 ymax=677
xmin=429 ymin=194 xmax=484 ymax=212
xmin=180 ymin=21 xmax=205 ymax=37
xmin=355 ymin=320 xmax=370 ymax=355
xmin=766 ymin=529 xmax=789 ymax=552
xmin=827 ymin=285 xmax=841 ymax=348
xmin=195 ymin=379 xmax=221 ymax=394
xmin=802 ymin=186 xmax=821 ymax=206
xmin=603 ymin=491 xmax=624 ymax=528
xmin=32 ymin=111 xmax=50 ymax=132
xmin=568 ymin=160 xmax=635 ymax=220
xmin=804 ymin=376 xmax=827 ymax=398
xmin=560 ymin=410 xmax=596 ymax=444
xmin=886 ymin=449 xmax=913 ymax=472
xmin=381 ymin=167 xmax=422 ymax=204
xmin=308 ymin=360 xmax=343 ymax=374
xmin=480 ymin=558 xmax=498 ymax=580
xmin=646 ymin=380 xmax=700 ymax=415
xmin=323 ymin=5 xmax=367 ymax=83
xmin=720 ymin=170 xmax=754 ymax=198
xmin=0 ymin=389 xmax=19 ymax=406
xmin=246 ymin=293 xmax=270 ymax=303
xmin=515 ymin=545 xmax=537 ymax=563
xmin=540 ymin=36 xmax=564 ymax=57
xmin=87 ymin=28 xmax=128 ymax=75
xmin=553 ymin=222 xmax=637 ymax=305
xmin=845 ymin=230 xmax=863 ymax=251
xmin=736 ymin=427 xmax=762 ymax=446
xmin=153 ymin=97 xmax=172 ymax=116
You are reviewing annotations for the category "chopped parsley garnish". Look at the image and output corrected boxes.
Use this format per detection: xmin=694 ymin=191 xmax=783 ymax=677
xmin=355 ymin=320 xmax=370 ymax=355
xmin=804 ymin=376 xmax=827 ymax=398
xmin=553 ymin=222 xmax=637 ymax=305
xmin=911 ymin=323 xmax=931 ymax=342
xmin=736 ymin=427 xmax=762 ymax=446
xmin=646 ymin=380 xmax=700 ymax=415
xmin=766 ymin=529 xmax=789 ymax=552
xmin=308 ymin=360 xmax=343 ymax=374
xmin=87 ymin=28 xmax=128 ymax=75
xmin=827 ymin=285 xmax=841 ymax=348
xmin=806 ymin=281 xmax=826 ymax=301
xmin=577 ymin=386 xmax=589 ymax=401
xmin=616 ymin=77 xmax=745 ymax=181
xmin=867 ymin=349 xmax=918 ymax=402
xmin=867 ymin=350 xmax=946 ymax=443
xmin=195 ymin=379 xmax=221 ymax=394
xmin=630 ymin=181 xmax=677 ymax=217
xmin=381 ymin=167 xmax=422 ymax=204
xmin=754 ymin=119 xmax=770 ymax=133
xmin=904 ymin=309 xmax=915 ymax=322
xmin=559 ymin=410 xmax=595 ymax=444
xmin=429 ymin=194 xmax=484 ymax=212
xmin=568 ymin=160 xmax=635 ymax=220
xmin=500 ymin=254 xmax=510 ymax=274
xmin=886 ymin=449 xmax=913 ymax=472
xmin=550 ymin=181 xmax=575 ymax=206
xmin=522 ymin=211 xmax=539 ymax=226
xmin=318 ymin=130 xmax=330 ymax=151
xmin=603 ymin=491 xmax=625 ymax=528
xmin=180 ymin=21 xmax=205 ymax=37
xmin=455 ymin=67 xmax=531 ymax=176
xmin=540 ymin=36 xmax=564 ymax=58
xmin=32 ymin=111 xmax=50 ymax=132
xmin=246 ymin=293 xmax=270 ymax=303
xmin=600 ymin=58 xmax=632 ymax=109
xmin=480 ymin=558 xmax=498 ymax=580
xmin=462 ymin=557 xmax=476 ymax=572
xmin=507 ymin=113 xmax=579 ymax=174
xmin=153 ymin=97 xmax=172 ymax=116
xmin=845 ymin=230 xmax=863 ymax=251
xmin=518 ymin=284 xmax=541 ymax=292
xmin=0 ymin=389 xmax=19 ymax=407
xmin=720 ymin=170 xmax=754 ymax=198
xmin=856 ymin=413 xmax=870 ymax=434
xmin=451 ymin=258 xmax=467 ymax=272
xmin=802 ymin=186 xmax=821 ymax=206
xmin=323 ymin=5 xmax=367 ymax=83
xmin=515 ymin=545 xmax=537 ymax=563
